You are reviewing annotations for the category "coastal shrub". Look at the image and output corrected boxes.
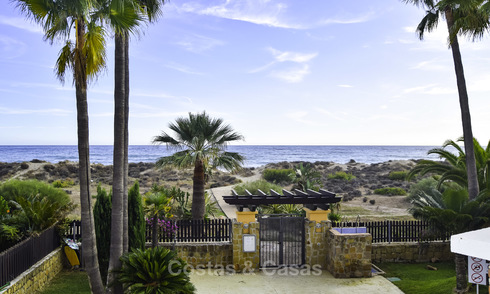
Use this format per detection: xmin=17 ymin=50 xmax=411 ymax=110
xmin=52 ymin=179 xmax=75 ymax=188
xmin=93 ymin=185 xmax=111 ymax=282
xmin=0 ymin=179 xmax=73 ymax=233
xmin=388 ymin=171 xmax=408 ymax=181
xmin=327 ymin=171 xmax=356 ymax=181
xmin=374 ymin=187 xmax=407 ymax=196
xmin=408 ymin=177 xmax=438 ymax=199
xmin=262 ymin=168 xmax=294 ymax=184
xmin=328 ymin=212 xmax=342 ymax=223
xmin=234 ymin=179 xmax=283 ymax=195
xmin=290 ymin=163 xmax=321 ymax=192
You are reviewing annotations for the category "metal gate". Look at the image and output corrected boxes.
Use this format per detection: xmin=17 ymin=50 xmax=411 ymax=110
xmin=259 ymin=215 xmax=305 ymax=267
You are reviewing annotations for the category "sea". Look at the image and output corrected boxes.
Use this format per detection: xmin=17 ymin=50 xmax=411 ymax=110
xmin=0 ymin=145 xmax=444 ymax=168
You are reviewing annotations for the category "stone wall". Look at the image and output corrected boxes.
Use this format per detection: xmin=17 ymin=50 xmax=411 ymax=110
xmin=372 ymin=241 xmax=453 ymax=263
xmin=232 ymin=222 xmax=260 ymax=272
xmin=1 ymin=248 xmax=64 ymax=294
xmin=160 ymin=243 xmax=233 ymax=268
xmin=305 ymin=220 xmax=331 ymax=268
xmin=326 ymin=229 xmax=372 ymax=278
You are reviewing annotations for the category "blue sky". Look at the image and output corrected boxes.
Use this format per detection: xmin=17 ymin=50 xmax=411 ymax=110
xmin=1 ymin=0 xmax=489 ymax=145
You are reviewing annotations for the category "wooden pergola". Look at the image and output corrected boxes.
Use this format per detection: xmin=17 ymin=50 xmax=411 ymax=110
xmin=223 ymin=188 xmax=341 ymax=212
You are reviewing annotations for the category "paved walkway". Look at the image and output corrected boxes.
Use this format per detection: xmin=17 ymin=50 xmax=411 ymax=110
xmin=190 ymin=270 xmax=403 ymax=294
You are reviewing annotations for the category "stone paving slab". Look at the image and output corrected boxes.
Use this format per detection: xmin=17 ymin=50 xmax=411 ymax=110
xmin=190 ymin=270 xmax=404 ymax=294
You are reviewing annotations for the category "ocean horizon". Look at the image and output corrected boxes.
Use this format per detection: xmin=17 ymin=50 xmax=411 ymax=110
xmin=0 ymin=145 xmax=446 ymax=168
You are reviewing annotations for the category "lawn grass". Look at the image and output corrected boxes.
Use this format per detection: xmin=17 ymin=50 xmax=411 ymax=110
xmin=378 ymin=261 xmax=479 ymax=294
xmin=39 ymin=269 xmax=91 ymax=294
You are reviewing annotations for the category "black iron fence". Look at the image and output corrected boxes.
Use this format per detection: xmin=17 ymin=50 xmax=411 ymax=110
xmin=0 ymin=225 xmax=60 ymax=289
xmin=66 ymin=219 xmax=232 ymax=243
xmin=146 ymin=219 xmax=232 ymax=243
xmin=332 ymin=220 xmax=450 ymax=243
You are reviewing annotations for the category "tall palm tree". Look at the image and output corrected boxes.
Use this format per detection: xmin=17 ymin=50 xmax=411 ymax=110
xmin=13 ymin=0 xmax=106 ymax=292
xmin=153 ymin=112 xmax=244 ymax=219
xmin=402 ymin=0 xmax=480 ymax=201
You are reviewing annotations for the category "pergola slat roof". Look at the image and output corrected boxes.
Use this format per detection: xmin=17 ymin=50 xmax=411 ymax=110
xmin=223 ymin=188 xmax=341 ymax=212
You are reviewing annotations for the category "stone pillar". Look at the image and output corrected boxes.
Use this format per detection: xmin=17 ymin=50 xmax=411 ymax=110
xmin=305 ymin=220 xmax=331 ymax=268
xmin=232 ymin=221 xmax=260 ymax=272
xmin=303 ymin=208 xmax=330 ymax=226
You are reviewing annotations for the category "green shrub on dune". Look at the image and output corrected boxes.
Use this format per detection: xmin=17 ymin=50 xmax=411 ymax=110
xmin=327 ymin=171 xmax=356 ymax=181
xmin=234 ymin=179 xmax=283 ymax=195
xmin=374 ymin=187 xmax=407 ymax=196
xmin=388 ymin=171 xmax=408 ymax=181
xmin=262 ymin=168 xmax=293 ymax=184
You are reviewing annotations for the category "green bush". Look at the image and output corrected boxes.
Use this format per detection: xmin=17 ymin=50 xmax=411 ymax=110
xmin=388 ymin=171 xmax=408 ymax=181
xmin=328 ymin=212 xmax=342 ymax=222
xmin=93 ymin=185 xmax=111 ymax=282
xmin=262 ymin=169 xmax=293 ymax=183
xmin=327 ymin=171 xmax=356 ymax=181
xmin=52 ymin=179 xmax=75 ymax=188
xmin=118 ymin=247 xmax=196 ymax=294
xmin=408 ymin=177 xmax=438 ymax=199
xmin=128 ymin=181 xmax=146 ymax=251
xmin=233 ymin=179 xmax=283 ymax=195
xmin=374 ymin=187 xmax=407 ymax=196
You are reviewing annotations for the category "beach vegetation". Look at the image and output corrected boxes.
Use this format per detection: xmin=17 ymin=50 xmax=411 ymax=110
xmin=117 ymin=247 xmax=195 ymax=294
xmin=262 ymin=168 xmax=294 ymax=184
xmin=153 ymin=112 xmax=244 ymax=220
xmin=388 ymin=171 xmax=408 ymax=181
xmin=258 ymin=204 xmax=304 ymax=215
xmin=327 ymin=171 xmax=356 ymax=181
xmin=328 ymin=212 xmax=342 ymax=223
xmin=290 ymin=163 xmax=322 ymax=191
xmin=234 ymin=179 xmax=283 ymax=195
xmin=52 ymin=179 xmax=75 ymax=188
xmin=374 ymin=187 xmax=407 ymax=196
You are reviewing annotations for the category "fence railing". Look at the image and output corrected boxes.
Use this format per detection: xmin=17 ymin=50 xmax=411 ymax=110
xmin=332 ymin=220 xmax=450 ymax=243
xmin=67 ymin=219 xmax=232 ymax=243
xmin=146 ymin=219 xmax=232 ymax=243
xmin=0 ymin=225 xmax=60 ymax=289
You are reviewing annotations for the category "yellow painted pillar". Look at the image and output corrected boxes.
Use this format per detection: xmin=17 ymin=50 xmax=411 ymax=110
xmin=303 ymin=208 xmax=330 ymax=222
xmin=236 ymin=211 xmax=258 ymax=233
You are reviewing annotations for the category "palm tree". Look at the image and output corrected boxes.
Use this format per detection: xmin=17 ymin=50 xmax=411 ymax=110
xmin=289 ymin=163 xmax=322 ymax=192
xmin=153 ymin=112 xmax=244 ymax=219
xmin=409 ymin=187 xmax=490 ymax=292
xmin=407 ymin=138 xmax=490 ymax=194
xmin=402 ymin=0 xmax=480 ymax=201
xmin=13 ymin=1 xmax=106 ymax=292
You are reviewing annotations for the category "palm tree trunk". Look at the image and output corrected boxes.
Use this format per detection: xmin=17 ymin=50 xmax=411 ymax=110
xmin=75 ymin=19 xmax=105 ymax=294
xmin=123 ymin=32 xmax=130 ymax=253
xmin=192 ymin=159 xmax=206 ymax=219
xmin=454 ymin=253 xmax=468 ymax=293
xmin=445 ymin=8 xmax=480 ymax=201
xmin=152 ymin=214 xmax=158 ymax=248
xmin=107 ymin=32 xmax=125 ymax=294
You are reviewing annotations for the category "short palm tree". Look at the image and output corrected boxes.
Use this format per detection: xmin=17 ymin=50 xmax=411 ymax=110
xmin=143 ymin=190 xmax=173 ymax=248
xmin=153 ymin=112 xmax=244 ymax=219
xmin=290 ymin=163 xmax=321 ymax=192
xmin=407 ymin=138 xmax=490 ymax=195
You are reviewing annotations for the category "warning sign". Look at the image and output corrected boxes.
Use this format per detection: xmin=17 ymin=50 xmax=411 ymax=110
xmin=468 ymin=256 xmax=489 ymax=286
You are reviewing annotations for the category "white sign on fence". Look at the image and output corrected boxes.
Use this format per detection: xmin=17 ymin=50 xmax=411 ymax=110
xmin=468 ymin=256 xmax=489 ymax=286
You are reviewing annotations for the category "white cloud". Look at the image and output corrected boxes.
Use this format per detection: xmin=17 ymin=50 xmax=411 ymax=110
xmin=251 ymin=48 xmax=317 ymax=83
xmin=285 ymin=111 xmax=321 ymax=126
xmin=338 ymin=84 xmax=353 ymax=88
xmin=177 ymin=1 xmax=373 ymax=29
xmin=0 ymin=15 xmax=43 ymax=34
xmin=269 ymin=64 xmax=310 ymax=83
xmin=403 ymin=84 xmax=456 ymax=95
xmin=175 ymin=34 xmax=225 ymax=53
xmin=316 ymin=108 xmax=347 ymax=121
xmin=164 ymin=62 xmax=204 ymax=75
xmin=411 ymin=59 xmax=449 ymax=71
